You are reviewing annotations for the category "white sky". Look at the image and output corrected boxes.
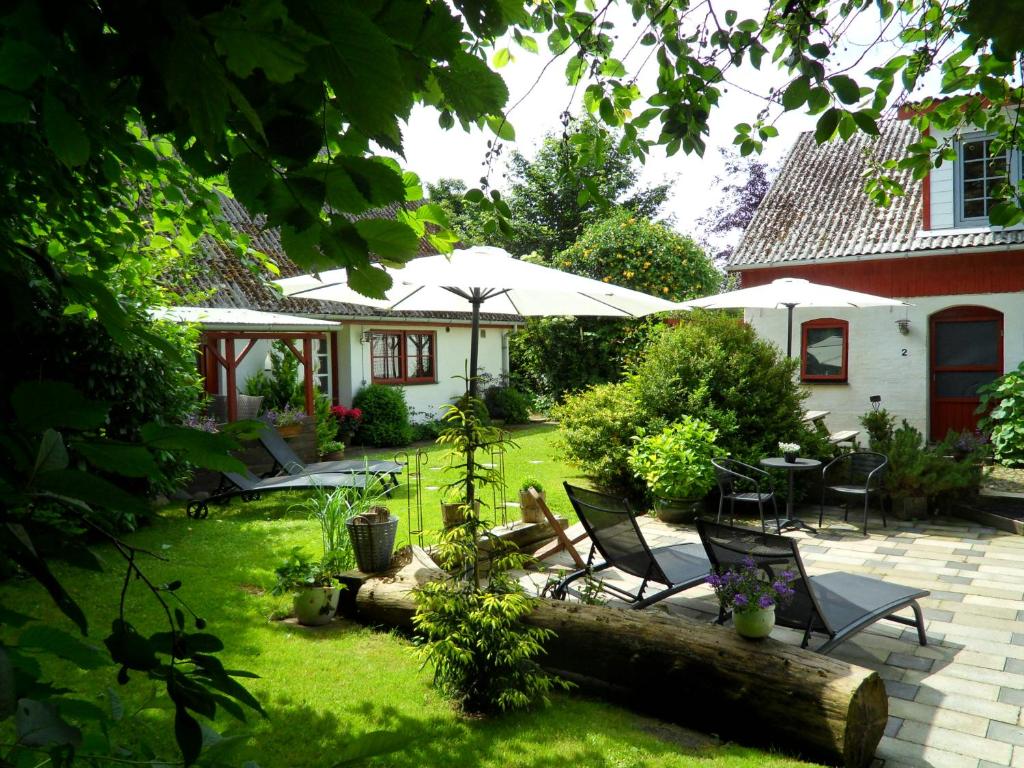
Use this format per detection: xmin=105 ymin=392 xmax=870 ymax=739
xmin=399 ymin=4 xmax=926 ymax=236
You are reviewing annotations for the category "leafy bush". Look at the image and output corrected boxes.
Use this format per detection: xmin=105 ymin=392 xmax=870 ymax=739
xmin=352 ymin=385 xmax=413 ymax=447
xmin=978 ymin=361 xmax=1024 ymax=466
xmin=556 ymin=313 xmax=826 ymax=494
xmin=313 ymin=393 xmax=336 ymax=457
xmin=553 ymin=382 xmax=651 ymax=493
xmin=485 ymin=384 xmax=532 ymax=424
xmin=860 ymin=408 xmax=897 ymax=450
xmin=243 ymin=341 xmax=304 ymax=412
xmin=627 ymin=418 xmax=719 ymax=500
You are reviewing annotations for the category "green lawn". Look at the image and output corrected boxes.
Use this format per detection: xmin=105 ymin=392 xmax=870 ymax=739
xmin=1 ymin=424 xmax=820 ymax=768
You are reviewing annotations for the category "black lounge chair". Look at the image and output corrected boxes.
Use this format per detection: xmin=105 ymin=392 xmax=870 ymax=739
xmin=551 ymin=482 xmax=711 ymax=609
xmin=696 ymin=519 xmax=928 ymax=654
xmin=186 ymin=469 xmax=366 ymax=520
xmin=257 ymin=425 xmax=404 ymax=489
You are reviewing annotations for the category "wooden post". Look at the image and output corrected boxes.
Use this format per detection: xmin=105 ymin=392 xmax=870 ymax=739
xmin=224 ymin=336 xmax=237 ymax=422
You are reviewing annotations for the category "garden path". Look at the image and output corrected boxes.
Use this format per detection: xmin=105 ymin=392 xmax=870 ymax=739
xmin=521 ymin=507 xmax=1024 ymax=768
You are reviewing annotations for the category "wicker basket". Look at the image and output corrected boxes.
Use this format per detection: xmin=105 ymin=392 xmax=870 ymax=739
xmin=346 ymin=510 xmax=398 ymax=573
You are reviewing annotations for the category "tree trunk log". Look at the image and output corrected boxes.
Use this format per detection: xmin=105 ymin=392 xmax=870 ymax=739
xmin=355 ymin=579 xmax=887 ymax=768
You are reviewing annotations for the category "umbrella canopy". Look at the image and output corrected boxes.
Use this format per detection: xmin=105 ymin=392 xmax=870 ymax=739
xmin=276 ymin=246 xmax=678 ymax=507
xmin=675 ymin=277 xmax=909 ymax=356
xmin=275 ymin=246 xmax=680 ymax=318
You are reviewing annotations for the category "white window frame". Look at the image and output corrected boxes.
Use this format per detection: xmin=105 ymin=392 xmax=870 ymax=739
xmin=954 ymin=132 xmax=1019 ymax=228
xmin=313 ymin=337 xmax=331 ymax=397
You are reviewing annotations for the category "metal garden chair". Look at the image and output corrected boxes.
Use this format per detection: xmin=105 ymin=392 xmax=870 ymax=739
xmin=712 ymin=458 xmax=780 ymax=534
xmin=819 ymin=451 xmax=888 ymax=535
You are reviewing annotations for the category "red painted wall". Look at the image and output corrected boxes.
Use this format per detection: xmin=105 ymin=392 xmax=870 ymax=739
xmin=736 ymin=251 xmax=1024 ymax=297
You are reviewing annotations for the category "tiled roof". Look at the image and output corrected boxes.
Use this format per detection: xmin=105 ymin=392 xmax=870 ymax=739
xmin=181 ymin=197 xmax=513 ymax=322
xmin=728 ymin=120 xmax=1024 ymax=268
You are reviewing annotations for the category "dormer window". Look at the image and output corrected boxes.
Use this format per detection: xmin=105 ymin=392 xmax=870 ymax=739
xmin=955 ymin=134 xmax=1015 ymax=227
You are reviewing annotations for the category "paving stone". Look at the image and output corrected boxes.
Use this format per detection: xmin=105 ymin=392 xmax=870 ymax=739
xmin=938 ymin=575 xmax=974 ymax=584
xmin=998 ymin=686 xmax=1024 ymax=706
xmin=1007 ymin=658 xmax=1024 ymax=675
xmin=885 ymin=680 xmax=920 ymax=701
xmin=885 ymin=716 xmax=903 ymax=738
xmin=888 ymin=698 xmax=990 ymax=737
xmin=887 ymin=652 xmax=935 ymax=672
xmin=1013 ymin=632 xmax=1024 ymax=646
xmin=988 ymin=720 xmax=1024 ymax=747
xmin=876 ymin=735 xmax=980 ymax=768
xmin=897 ymin=720 xmax=1013 ymax=764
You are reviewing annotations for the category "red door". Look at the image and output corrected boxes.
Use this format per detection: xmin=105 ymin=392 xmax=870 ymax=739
xmin=929 ymin=306 xmax=1003 ymax=441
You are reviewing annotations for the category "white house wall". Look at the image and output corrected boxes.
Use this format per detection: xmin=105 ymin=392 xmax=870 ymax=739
xmin=343 ymin=322 xmax=509 ymax=422
xmin=743 ymin=291 xmax=1024 ymax=437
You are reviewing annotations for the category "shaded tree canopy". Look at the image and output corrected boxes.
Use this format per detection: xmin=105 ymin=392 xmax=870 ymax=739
xmin=698 ymin=149 xmax=773 ymax=264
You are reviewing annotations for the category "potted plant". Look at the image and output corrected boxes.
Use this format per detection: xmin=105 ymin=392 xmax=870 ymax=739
xmin=331 ymin=404 xmax=363 ymax=447
xmin=265 ymin=404 xmax=307 ymax=438
xmin=271 ymin=548 xmax=340 ymax=626
xmin=439 ymin=486 xmax=481 ymax=528
xmin=517 ymin=478 xmax=546 ymax=524
xmin=778 ymin=441 xmax=801 ymax=464
xmin=627 ymin=417 xmax=719 ymax=523
xmin=707 ymin=556 xmax=797 ymax=639
xmin=342 ymin=473 xmax=399 ymax=573
xmin=321 ymin=439 xmax=345 ymax=461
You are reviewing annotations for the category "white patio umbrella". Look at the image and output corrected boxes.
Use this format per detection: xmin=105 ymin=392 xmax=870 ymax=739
xmin=676 ymin=277 xmax=910 ymax=357
xmin=276 ymin=246 xmax=679 ymax=506
xmin=276 ymin=245 xmax=679 ymax=392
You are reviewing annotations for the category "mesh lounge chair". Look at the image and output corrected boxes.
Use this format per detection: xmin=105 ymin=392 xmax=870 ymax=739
xmin=712 ymin=458 xmax=780 ymax=534
xmin=257 ymin=425 xmax=404 ymax=489
xmin=696 ymin=519 xmax=928 ymax=654
xmin=186 ymin=469 xmax=366 ymax=520
xmin=551 ymin=482 xmax=711 ymax=609
xmin=820 ymin=451 xmax=888 ymax=535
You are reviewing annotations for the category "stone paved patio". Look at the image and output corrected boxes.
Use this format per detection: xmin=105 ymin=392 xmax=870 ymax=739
xmin=521 ymin=506 xmax=1024 ymax=768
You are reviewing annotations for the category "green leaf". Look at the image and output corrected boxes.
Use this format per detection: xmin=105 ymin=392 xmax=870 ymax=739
xmin=0 ymin=607 xmax=35 ymax=628
xmin=327 ymin=157 xmax=405 ymax=214
xmin=815 ymin=108 xmax=840 ymax=143
xmin=434 ymin=50 xmax=509 ymax=121
xmin=228 ymin=153 xmax=274 ymax=212
xmin=1 ymin=526 xmax=87 ymax=634
xmin=485 ymin=115 xmax=515 ymax=140
xmin=353 ymin=218 xmax=419 ymax=260
xmin=34 ymin=469 xmax=149 ymax=516
xmin=74 ymin=440 xmax=158 ymax=478
xmin=16 ymin=699 xmax=82 ymax=748
xmin=346 ymin=263 xmax=392 ymax=299
xmin=0 ymin=40 xmax=46 ymax=91
xmin=18 ymin=626 xmax=109 ymax=670
xmin=782 ymin=78 xmax=809 ymax=110
xmin=565 ymin=55 xmax=586 ymax=85
xmin=139 ymin=424 xmax=245 ymax=473
xmin=807 ymin=43 xmax=829 ymax=59
xmin=103 ymin=620 xmax=158 ymax=671
xmin=175 ymin=704 xmax=203 ymax=767
xmin=204 ymin=0 xmax=322 ymax=83
xmin=492 ymin=47 xmax=512 ymax=68
xmin=600 ymin=58 xmax=626 ymax=77
xmin=852 ymin=110 xmax=880 ymax=136
xmin=43 ymin=91 xmax=90 ymax=167
xmin=314 ymin=4 xmax=405 ymax=146
xmin=12 ymin=381 xmax=108 ymax=433
xmin=33 ymin=430 xmax=69 ymax=477
xmin=280 ymin=223 xmax=323 ymax=269
xmin=413 ymin=203 xmax=451 ymax=228
xmin=829 ymin=75 xmax=861 ymax=105
xmin=0 ymin=90 xmax=30 ymax=123
xmin=807 ymin=86 xmax=830 ymax=113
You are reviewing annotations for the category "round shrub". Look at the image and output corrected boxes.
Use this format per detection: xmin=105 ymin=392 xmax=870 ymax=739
xmin=485 ymin=385 xmax=531 ymax=424
xmin=352 ymin=385 xmax=413 ymax=447
xmin=978 ymin=361 xmax=1024 ymax=466
xmin=557 ymin=311 xmax=825 ymax=494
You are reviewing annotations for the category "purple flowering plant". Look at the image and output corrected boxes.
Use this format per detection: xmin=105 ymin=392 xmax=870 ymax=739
xmin=263 ymin=403 xmax=307 ymax=428
xmin=707 ymin=556 xmax=797 ymax=614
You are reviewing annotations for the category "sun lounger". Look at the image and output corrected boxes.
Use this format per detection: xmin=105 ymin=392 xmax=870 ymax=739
xmin=696 ymin=519 xmax=928 ymax=654
xmin=551 ymin=482 xmax=711 ymax=609
xmin=186 ymin=469 xmax=366 ymax=519
xmin=257 ymin=425 xmax=404 ymax=488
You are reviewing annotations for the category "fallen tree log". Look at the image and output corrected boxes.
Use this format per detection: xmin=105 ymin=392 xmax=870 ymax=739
xmin=354 ymin=576 xmax=887 ymax=768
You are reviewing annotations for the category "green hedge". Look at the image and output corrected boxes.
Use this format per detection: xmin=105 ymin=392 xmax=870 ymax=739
xmin=352 ymin=384 xmax=413 ymax=447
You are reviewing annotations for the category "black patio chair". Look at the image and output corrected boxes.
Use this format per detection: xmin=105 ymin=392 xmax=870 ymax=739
xmin=712 ymin=458 xmax=780 ymax=534
xmin=257 ymin=424 xmax=404 ymax=490
xmin=820 ymin=451 xmax=888 ymax=535
xmin=696 ymin=519 xmax=928 ymax=654
xmin=186 ymin=469 xmax=367 ymax=520
xmin=551 ymin=482 xmax=710 ymax=609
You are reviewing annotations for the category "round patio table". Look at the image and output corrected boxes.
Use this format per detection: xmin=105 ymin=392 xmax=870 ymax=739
xmin=759 ymin=457 xmax=821 ymax=534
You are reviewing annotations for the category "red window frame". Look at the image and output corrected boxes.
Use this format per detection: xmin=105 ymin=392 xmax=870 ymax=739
xmin=369 ymin=330 xmax=437 ymax=385
xmin=800 ymin=318 xmax=849 ymax=382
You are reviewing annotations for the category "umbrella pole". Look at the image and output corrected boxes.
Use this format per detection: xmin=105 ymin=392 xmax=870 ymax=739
xmin=466 ymin=290 xmax=483 ymax=509
xmin=785 ymin=303 xmax=795 ymax=358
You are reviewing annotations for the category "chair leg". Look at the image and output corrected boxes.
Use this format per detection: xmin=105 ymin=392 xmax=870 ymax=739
xmin=729 ymin=497 xmax=735 ymax=526
xmin=879 ymin=491 xmax=887 ymax=528
xmin=819 ymin=486 xmax=826 ymax=529
xmin=862 ymin=493 xmax=870 ymax=536
xmin=771 ymin=496 xmax=781 ymax=534
xmin=757 ymin=498 xmax=766 ymax=534
xmin=910 ymin=601 xmax=927 ymax=646
xmin=716 ymin=494 xmax=724 ymax=524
